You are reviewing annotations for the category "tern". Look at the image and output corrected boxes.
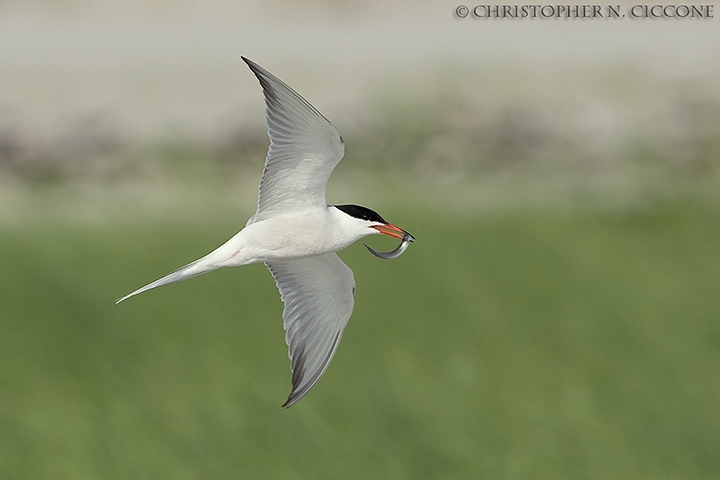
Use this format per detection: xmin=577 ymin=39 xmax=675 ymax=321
xmin=117 ymin=57 xmax=414 ymax=407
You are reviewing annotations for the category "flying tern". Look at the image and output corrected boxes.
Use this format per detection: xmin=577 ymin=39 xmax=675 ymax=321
xmin=117 ymin=57 xmax=415 ymax=407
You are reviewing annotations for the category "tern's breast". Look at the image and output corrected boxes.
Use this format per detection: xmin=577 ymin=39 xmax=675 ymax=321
xmin=233 ymin=211 xmax=350 ymax=263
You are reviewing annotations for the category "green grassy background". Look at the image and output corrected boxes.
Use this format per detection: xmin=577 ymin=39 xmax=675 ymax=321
xmin=1 ymin=190 xmax=719 ymax=479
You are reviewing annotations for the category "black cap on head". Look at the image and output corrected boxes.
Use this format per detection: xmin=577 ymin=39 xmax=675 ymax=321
xmin=334 ymin=204 xmax=387 ymax=224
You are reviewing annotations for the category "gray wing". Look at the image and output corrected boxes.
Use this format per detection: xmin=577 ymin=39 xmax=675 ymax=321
xmin=266 ymin=253 xmax=356 ymax=407
xmin=242 ymin=57 xmax=345 ymax=223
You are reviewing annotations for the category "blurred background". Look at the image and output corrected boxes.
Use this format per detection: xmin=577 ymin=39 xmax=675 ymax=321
xmin=1 ymin=1 xmax=719 ymax=478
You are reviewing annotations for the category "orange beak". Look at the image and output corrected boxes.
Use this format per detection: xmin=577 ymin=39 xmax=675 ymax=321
xmin=371 ymin=223 xmax=409 ymax=240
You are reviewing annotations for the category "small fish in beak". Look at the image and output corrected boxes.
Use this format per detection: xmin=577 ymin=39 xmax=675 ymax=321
xmin=365 ymin=232 xmax=415 ymax=260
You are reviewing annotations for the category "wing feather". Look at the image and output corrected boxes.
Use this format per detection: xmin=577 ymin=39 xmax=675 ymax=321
xmin=242 ymin=57 xmax=345 ymax=222
xmin=266 ymin=253 xmax=355 ymax=407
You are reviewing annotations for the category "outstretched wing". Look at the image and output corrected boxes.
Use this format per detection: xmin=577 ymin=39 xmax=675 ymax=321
xmin=266 ymin=253 xmax=355 ymax=407
xmin=242 ymin=57 xmax=345 ymax=223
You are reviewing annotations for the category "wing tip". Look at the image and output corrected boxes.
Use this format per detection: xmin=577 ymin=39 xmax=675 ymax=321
xmin=241 ymin=56 xmax=264 ymax=77
xmin=279 ymin=330 xmax=345 ymax=408
xmin=281 ymin=393 xmax=300 ymax=409
xmin=281 ymin=382 xmax=310 ymax=408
